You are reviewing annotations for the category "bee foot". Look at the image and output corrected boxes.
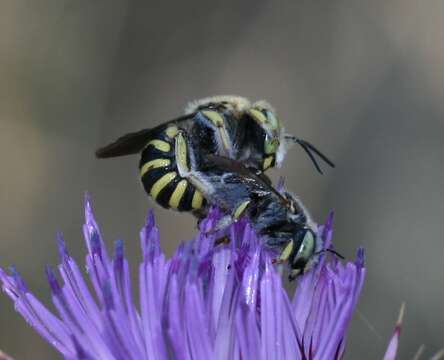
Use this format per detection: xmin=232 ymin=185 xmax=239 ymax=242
xmin=272 ymin=258 xmax=285 ymax=265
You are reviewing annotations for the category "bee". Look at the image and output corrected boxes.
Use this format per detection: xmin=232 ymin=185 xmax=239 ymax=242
xmin=96 ymin=95 xmax=334 ymax=215
xmin=197 ymin=154 xmax=338 ymax=280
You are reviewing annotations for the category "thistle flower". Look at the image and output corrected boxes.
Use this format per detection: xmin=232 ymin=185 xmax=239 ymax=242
xmin=0 ymin=197 xmax=367 ymax=359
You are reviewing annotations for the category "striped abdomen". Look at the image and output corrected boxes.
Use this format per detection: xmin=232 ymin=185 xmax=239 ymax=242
xmin=139 ymin=125 xmax=205 ymax=212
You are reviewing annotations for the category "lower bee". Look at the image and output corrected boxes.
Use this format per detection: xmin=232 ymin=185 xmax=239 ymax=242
xmin=196 ymin=155 xmax=338 ymax=280
xmin=95 ymin=96 xmax=334 ymax=215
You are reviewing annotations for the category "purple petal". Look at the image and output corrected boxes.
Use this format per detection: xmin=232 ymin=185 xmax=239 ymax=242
xmin=383 ymin=303 xmax=405 ymax=360
xmin=184 ymin=282 xmax=213 ymax=359
xmin=0 ymin=196 xmax=374 ymax=360
xmin=260 ymin=261 xmax=285 ymax=360
xmin=83 ymin=194 xmax=109 ymax=264
xmin=0 ymin=267 xmax=74 ymax=357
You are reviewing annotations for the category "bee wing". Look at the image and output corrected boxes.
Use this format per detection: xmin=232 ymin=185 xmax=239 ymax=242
xmin=95 ymin=128 xmax=155 ymax=158
xmin=204 ymin=155 xmax=289 ymax=206
xmin=95 ymin=114 xmax=193 ymax=158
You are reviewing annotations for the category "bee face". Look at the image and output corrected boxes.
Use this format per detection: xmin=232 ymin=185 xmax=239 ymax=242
xmin=281 ymin=228 xmax=317 ymax=280
xmin=184 ymin=95 xmax=333 ymax=173
xmin=247 ymin=102 xmax=282 ymax=161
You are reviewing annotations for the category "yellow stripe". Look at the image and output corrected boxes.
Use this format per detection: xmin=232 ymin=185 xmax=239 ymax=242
xmin=202 ymin=110 xmax=224 ymax=127
xmin=263 ymin=156 xmax=274 ymax=170
xmin=218 ymin=128 xmax=231 ymax=152
xmin=166 ymin=125 xmax=178 ymax=138
xmin=140 ymin=159 xmax=170 ymax=177
xmin=175 ymin=132 xmax=189 ymax=172
xmin=150 ymin=172 xmax=177 ymax=200
xmin=168 ymin=180 xmax=188 ymax=209
xmin=147 ymin=139 xmax=171 ymax=152
xmin=234 ymin=200 xmax=250 ymax=220
xmin=191 ymin=191 xmax=204 ymax=210
xmin=280 ymin=241 xmax=294 ymax=261
xmin=201 ymin=110 xmax=231 ymax=152
xmin=248 ymin=108 xmax=268 ymax=124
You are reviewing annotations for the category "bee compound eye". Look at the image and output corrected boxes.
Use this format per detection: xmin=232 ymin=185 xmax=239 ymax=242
xmin=290 ymin=230 xmax=316 ymax=272
xmin=266 ymin=110 xmax=279 ymax=130
xmin=299 ymin=230 xmax=315 ymax=258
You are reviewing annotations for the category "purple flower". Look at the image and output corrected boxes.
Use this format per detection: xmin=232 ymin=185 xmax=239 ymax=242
xmin=1 ymin=197 xmax=366 ymax=359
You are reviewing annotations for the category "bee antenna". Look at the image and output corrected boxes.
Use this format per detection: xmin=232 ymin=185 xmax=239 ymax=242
xmin=298 ymin=140 xmax=323 ymax=174
xmin=326 ymin=248 xmax=345 ymax=259
xmin=314 ymin=248 xmax=345 ymax=259
xmin=299 ymin=139 xmax=335 ymax=168
xmin=285 ymin=135 xmax=335 ymax=174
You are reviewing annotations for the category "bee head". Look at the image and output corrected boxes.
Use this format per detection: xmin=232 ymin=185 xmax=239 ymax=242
xmin=280 ymin=228 xmax=317 ymax=281
xmin=248 ymin=101 xmax=282 ymax=157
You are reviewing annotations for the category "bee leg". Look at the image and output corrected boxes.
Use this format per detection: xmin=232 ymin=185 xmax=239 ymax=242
xmin=195 ymin=110 xmax=234 ymax=158
xmin=215 ymin=236 xmax=230 ymax=246
xmin=271 ymin=258 xmax=286 ymax=265
xmin=205 ymin=215 xmax=234 ymax=235
xmin=205 ymin=200 xmax=252 ymax=235
xmin=174 ymin=130 xmax=215 ymax=196
xmin=174 ymin=130 xmax=192 ymax=177
xmin=233 ymin=200 xmax=251 ymax=220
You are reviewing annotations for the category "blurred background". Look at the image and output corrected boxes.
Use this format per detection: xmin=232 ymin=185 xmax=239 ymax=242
xmin=1 ymin=0 xmax=444 ymax=358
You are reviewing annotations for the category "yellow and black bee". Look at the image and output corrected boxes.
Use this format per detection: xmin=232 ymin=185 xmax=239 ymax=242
xmin=96 ymin=95 xmax=334 ymax=215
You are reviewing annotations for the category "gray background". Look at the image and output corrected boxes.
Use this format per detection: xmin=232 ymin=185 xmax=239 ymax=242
xmin=1 ymin=1 xmax=443 ymax=359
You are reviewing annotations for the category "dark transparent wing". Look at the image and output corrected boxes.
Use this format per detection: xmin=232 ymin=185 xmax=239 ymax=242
xmin=204 ymin=155 xmax=289 ymax=205
xmin=95 ymin=114 xmax=193 ymax=158
xmin=95 ymin=128 xmax=154 ymax=158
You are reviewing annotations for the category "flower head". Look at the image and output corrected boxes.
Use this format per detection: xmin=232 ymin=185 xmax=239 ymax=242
xmin=1 ymin=197 xmax=366 ymax=359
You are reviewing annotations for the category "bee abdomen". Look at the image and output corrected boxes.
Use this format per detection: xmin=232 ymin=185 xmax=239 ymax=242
xmin=139 ymin=127 xmax=206 ymax=212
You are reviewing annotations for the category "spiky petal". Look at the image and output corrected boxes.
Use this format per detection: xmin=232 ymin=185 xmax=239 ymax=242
xmin=383 ymin=303 xmax=405 ymax=360
xmin=1 ymin=197 xmax=367 ymax=360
